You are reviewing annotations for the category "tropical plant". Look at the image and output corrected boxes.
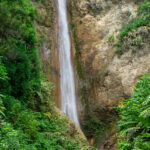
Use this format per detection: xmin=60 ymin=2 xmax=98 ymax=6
xmin=118 ymin=73 xmax=150 ymax=150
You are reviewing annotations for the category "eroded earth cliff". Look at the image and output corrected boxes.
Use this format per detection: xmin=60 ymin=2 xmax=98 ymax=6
xmin=68 ymin=0 xmax=150 ymax=149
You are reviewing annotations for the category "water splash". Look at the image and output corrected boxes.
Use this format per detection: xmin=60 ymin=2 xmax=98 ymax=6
xmin=57 ymin=0 xmax=79 ymax=124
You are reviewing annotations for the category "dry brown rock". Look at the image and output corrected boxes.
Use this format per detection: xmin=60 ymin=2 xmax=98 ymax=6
xmin=69 ymin=0 xmax=150 ymax=149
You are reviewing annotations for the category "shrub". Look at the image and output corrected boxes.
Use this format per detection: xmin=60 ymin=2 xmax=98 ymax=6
xmin=82 ymin=114 xmax=111 ymax=146
xmin=0 ymin=58 xmax=11 ymax=94
xmin=118 ymin=73 xmax=150 ymax=150
xmin=0 ymin=0 xmax=41 ymax=101
xmin=108 ymin=35 xmax=115 ymax=42
xmin=116 ymin=1 xmax=150 ymax=54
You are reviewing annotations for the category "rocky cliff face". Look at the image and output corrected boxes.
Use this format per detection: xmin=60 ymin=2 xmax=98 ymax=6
xmin=34 ymin=0 xmax=150 ymax=149
xmin=68 ymin=0 xmax=150 ymax=149
xmin=33 ymin=0 xmax=61 ymax=107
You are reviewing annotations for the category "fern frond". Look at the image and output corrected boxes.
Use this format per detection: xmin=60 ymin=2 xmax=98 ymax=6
xmin=118 ymin=121 xmax=137 ymax=129
xmin=143 ymin=95 xmax=150 ymax=105
xmin=120 ymin=127 xmax=141 ymax=137
xmin=139 ymin=108 xmax=150 ymax=118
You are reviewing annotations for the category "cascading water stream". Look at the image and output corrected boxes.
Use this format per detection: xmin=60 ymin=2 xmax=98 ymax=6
xmin=57 ymin=0 xmax=79 ymax=124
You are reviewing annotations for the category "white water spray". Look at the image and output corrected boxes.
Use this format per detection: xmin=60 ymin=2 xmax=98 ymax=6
xmin=57 ymin=0 xmax=79 ymax=124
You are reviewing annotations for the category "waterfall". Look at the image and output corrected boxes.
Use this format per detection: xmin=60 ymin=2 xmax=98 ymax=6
xmin=57 ymin=0 xmax=79 ymax=124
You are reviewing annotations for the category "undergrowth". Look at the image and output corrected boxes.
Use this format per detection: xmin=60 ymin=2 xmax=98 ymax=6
xmin=116 ymin=1 xmax=150 ymax=54
xmin=0 ymin=0 xmax=92 ymax=149
xmin=117 ymin=73 xmax=150 ymax=150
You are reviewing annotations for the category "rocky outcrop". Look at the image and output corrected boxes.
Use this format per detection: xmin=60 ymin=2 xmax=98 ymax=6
xmin=54 ymin=107 xmax=89 ymax=148
xmin=33 ymin=0 xmax=61 ymax=107
xmin=68 ymin=0 xmax=150 ymax=149
xmin=41 ymin=81 xmax=89 ymax=149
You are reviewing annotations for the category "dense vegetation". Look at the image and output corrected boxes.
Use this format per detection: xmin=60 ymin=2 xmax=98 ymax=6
xmin=82 ymin=114 xmax=114 ymax=145
xmin=0 ymin=0 xmax=90 ymax=150
xmin=0 ymin=62 xmax=81 ymax=150
xmin=116 ymin=1 xmax=150 ymax=149
xmin=1 ymin=0 xmax=149 ymax=149
xmin=117 ymin=74 xmax=150 ymax=150
xmin=116 ymin=1 xmax=150 ymax=54
xmin=0 ymin=0 xmax=41 ymax=101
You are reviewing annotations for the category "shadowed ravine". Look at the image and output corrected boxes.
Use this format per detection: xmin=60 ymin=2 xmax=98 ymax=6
xmin=57 ymin=0 xmax=79 ymax=124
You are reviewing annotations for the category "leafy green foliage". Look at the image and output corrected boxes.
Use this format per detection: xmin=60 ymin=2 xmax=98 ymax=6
xmin=108 ymin=35 xmax=115 ymax=42
xmin=0 ymin=58 xmax=7 ymax=80
xmin=82 ymin=115 xmax=106 ymax=139
xmin=0 ymin=58 xmax=10 ymax=94
xmin=116 ymin=1 xmax=150 ymax=54
xmin=138 ymin=1 xmax=150 ymax=21
xmin=118 ymin=74 xmax=150 ymax=150
xmin=0 ymin=0 xmax=40 ymax=101
xmin=118 ymin=26 xmax=149 ymax=53
xmin=0 ymin=103 xmax=81 ymax=150
xmin=0 ymin=1 xmax=89 ymax=150
xmin=82 ymin=113 xmax=115 ymax=147
xmin=0 ymin=86 xmax=81 ymax=149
